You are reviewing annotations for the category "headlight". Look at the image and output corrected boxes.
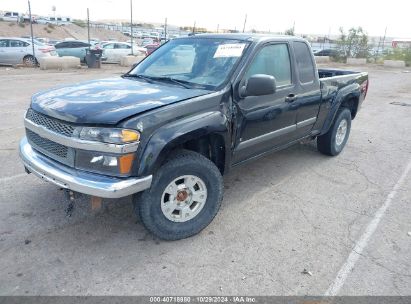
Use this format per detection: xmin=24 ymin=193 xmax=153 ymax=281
xmin=76 ymin=150 xmax=135 ymax=176
xmin=79 ymin=128 xmax=140 ymax=144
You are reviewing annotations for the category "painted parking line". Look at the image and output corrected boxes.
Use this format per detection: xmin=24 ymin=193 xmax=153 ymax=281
xmin=325 ymin=158 xmax=411 ymax=296
xmin=0 ymin=173 xmax=27 ymax=183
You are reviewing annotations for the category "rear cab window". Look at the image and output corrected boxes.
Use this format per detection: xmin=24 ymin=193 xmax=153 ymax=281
xmin=293 ymin=41 xmax=316 ymax=84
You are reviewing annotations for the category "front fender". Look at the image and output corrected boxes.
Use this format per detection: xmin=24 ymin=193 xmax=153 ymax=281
xmin=137 ymin=111 xmax=229 ymax=176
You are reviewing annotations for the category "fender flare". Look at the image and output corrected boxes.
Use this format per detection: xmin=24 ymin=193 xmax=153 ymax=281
xmin=137 ymin=111 xmax=229 ymax=176
xmin=319 ymin=83 xmax=360 ymax=135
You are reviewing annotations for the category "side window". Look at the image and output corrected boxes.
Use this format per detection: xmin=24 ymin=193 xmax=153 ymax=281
xmin=9 ymin=40 xmax=29 ymax=47
xmin=115 ymin=43 xmax=129 ymax=49
xmin=55 ymin=42 xmax=67 ymax=49
xmin=245 ymin=44 xmax=292 ymax=86
xmin=103 ymin=43 xmax=115 ymax=49
xmin=72 ymin=42 xmax=89 ymax=48
xmin=0 ymin=40 xmax=9 ymax=47
xmin=293 ymin=41 xmax=316 ymax=84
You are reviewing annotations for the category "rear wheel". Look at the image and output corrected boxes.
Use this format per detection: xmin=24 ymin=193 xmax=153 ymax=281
xmin=133 ymin=150 xmax=223 ymax=240
xmin=23 ymin=55 xmax=37 ymax=67
xmin=317 ymin=107 xmax=352 ymax=156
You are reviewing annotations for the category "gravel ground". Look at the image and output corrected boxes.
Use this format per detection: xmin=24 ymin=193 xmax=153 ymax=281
xmin=0 ymin=64 xmax=410 ymax=296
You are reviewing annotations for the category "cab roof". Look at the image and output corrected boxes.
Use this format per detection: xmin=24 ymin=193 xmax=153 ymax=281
xmin=177 ymin=33 xmax=307 ymax=43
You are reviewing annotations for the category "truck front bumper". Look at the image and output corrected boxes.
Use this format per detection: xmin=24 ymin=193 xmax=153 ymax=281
xmin=19 ymin=137 xmax=152 ymax=198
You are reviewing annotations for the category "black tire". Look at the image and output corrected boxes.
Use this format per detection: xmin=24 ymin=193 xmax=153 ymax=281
xmin=134 ymin=150 xmax=223 ymax=240
xmin=23 ymin=55 xmax=37 ymax=67
xmin=317 ymin=107 xmax=352 ymax=156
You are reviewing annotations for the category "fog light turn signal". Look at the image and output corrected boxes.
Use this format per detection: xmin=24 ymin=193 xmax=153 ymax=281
xmin=119 ymin=154 xmax=135 ymax=174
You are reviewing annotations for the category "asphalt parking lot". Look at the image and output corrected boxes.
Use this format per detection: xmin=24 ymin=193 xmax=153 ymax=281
xmin=0 ymin=64 xmax=410 ymax=296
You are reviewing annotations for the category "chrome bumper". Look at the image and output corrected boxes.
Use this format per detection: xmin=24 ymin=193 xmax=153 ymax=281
xmin=19 ymin=137 xmax=152 ymax=198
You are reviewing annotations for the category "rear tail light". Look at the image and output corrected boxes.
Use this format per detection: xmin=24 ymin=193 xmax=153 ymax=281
xmin=361 ymin=80 xmax=369 ymax=97
xmin=38 ymin=47 xmax=55 ymax=53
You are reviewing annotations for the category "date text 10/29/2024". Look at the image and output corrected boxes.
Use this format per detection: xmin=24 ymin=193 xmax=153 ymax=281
xmin=149 ymin=296 xmax=257 ymax=303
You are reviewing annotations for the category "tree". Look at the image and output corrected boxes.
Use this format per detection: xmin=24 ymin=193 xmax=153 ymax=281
xmin=337 ymin=27 xmax=370 ymax=59
xmin=284 ymin=28 xmax=294 ymax=36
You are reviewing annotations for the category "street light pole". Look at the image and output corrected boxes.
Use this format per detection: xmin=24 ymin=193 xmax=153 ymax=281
xmin=28 ymin=0 xmax=35 ymax=63
xmin=242 ymin=14 xmax=247 ymax=33
xmin=130 ymin=0 xmax=134 ymax=55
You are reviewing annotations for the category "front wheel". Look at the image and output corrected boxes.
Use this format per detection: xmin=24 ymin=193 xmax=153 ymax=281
xmin=317 ymin=107 xmax=352 ymax=156
xmin=134 ymin=150 xmax=223 ymax=240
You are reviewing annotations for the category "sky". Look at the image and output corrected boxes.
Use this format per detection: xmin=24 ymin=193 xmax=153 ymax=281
xmin=1 ymin=0 xmax=410 ymax=38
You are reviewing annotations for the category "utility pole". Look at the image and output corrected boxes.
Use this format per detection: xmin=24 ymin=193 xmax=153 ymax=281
xmin=87 ymin=8 xmax=90 ymax=49
xmin=381 ymin=26 xmax=387 ymax=53
xmin=242 ymin=14 xmax=247 ymax=33
xmin=216 ymin=24 xmax=219 ymax=33
xmin=130 ymin=0 xmax=134 ymax=55
xmin=164 ymin=17 xmax=167 ymax=41
xmin=28 ymin=0 xmax=35 ymax=62
xmin=192 ymin=21 xmax=196 ymax=34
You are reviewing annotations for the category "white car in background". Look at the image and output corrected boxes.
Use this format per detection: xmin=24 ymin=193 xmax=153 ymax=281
xmin=132 ymin=31 xmax=143 ymax=38
xmin=1 ymin=12 xmax=20 ymax=22
xmin=101 ymin=42 xmax=146 ymax=63
xmin=0 ymin=37 xmax=56 ymax=66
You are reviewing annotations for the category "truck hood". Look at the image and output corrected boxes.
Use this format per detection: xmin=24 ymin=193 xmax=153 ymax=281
xmin=30 ymin=77 xmax=211 ymax=124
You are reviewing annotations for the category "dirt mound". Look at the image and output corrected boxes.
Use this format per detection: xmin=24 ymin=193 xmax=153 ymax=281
xmin=0 ymin=20 xmax=127 ymax=42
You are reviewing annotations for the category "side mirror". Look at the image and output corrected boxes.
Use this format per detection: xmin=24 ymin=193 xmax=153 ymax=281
xmin=240 ymin=74 xmax=277 ymax=97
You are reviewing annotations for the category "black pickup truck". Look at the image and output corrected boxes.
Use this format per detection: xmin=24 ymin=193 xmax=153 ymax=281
xmin=20 ymin=34 xmax=368 ymax=240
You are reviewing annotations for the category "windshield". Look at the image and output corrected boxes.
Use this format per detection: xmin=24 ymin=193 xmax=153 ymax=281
xmin=130 ymin=38 xmax=249 ymax=90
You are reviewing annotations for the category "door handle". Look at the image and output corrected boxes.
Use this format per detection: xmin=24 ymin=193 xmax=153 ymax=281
xmin=285 ymin=94 xmax=298 ymax=103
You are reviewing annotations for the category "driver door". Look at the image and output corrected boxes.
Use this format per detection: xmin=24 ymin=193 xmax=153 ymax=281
xmin=232 ymin=42 xmax=299 ymax=163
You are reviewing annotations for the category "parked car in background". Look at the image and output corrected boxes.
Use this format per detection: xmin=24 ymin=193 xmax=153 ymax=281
xmin=0 ymin=37 xmax=56 ymax=66
xmin=47 ymin=39 xmax=61 ymax=46
xmin=101 ymin=42 xmax=146 ymax=63
xmin=144 ymin=43 xmax=160 ymax=55
xmin=133 ymin=31 xmax=143 ymax=39
xmin=54 ymin=40 xmax=96 ymax=62
xmin=150 ymin=32 xmax=160 ymax=41
xmin=314 ymin=49 xmax=338 ymax=57
xmin=35 ymin=37 xmax=48 ymax=44
xmin=1 ymin=12 xmax=20 ymax=22
xmin=35 ymin=16 xmax=72 ymax=25
xmin=142 ymin=32 xmax=151 ymax=38
xmin=141 ymin=38 xmax=154 ymax=47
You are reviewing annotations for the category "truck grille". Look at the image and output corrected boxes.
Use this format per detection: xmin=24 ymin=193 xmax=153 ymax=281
xmin=26 ymin=108 xmax=74 ymax=137
xmin=26 ymin=129 xmax=75 ymax=167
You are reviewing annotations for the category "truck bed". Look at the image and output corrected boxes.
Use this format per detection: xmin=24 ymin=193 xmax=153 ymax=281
xmin=318 ymin=68 xmax=363 ymax=79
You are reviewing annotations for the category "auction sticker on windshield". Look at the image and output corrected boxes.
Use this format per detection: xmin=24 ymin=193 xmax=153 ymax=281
xmin=213 ymin=43 xmax=246 ymax=58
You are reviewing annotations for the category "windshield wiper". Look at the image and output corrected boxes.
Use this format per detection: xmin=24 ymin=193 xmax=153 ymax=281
xmin=122 ymin=74 xmax=154 ymax=83
xmin=124 ymin=74 xmax=204 ymax=89
xmin=146 ymin=76 xmax=195 ymax=89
